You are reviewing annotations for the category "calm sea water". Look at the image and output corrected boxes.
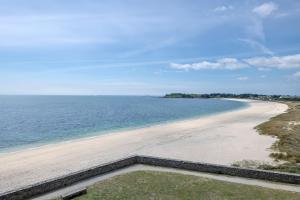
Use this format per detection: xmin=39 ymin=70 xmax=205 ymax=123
xmin=0 ymin=96 xmax=247 ymax=152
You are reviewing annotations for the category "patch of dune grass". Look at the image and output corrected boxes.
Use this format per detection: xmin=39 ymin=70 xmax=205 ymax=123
xmin=244 ymin=101 xmax=300 ymax=174
xmin=232 ymin=160 xmax=300 ymax=174
xmin=258 ymin=163 xmax=300 ymax=174
xmin=71 ymin=171 xmax=299 ymax=200
xmin=256 ymin=101 xmax=300 ymax=163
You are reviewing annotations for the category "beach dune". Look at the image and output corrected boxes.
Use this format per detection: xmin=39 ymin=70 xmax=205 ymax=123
xmin=0 ymin=99 xmax=287 ymax=194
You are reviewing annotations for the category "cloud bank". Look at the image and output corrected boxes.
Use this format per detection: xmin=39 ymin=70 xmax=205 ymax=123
xmin=245 ymin=54 xmax=300 ymax=69
xmin=170 ymin=54 xmax=300 ymax=71
xmin=170 ymin=58 xmax=248 ymax=70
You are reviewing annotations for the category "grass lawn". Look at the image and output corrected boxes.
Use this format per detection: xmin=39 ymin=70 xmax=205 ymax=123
xmin=68 ymin=171 xmax=300 ymax=200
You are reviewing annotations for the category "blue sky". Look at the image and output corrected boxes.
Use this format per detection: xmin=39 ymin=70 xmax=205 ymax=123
xmin=0 ymin=0 xmax=300 ymax=95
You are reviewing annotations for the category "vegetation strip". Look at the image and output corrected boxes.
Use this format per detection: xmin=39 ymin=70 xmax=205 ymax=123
xmin=256 ymin=101 xmax=300 ymax=162
xmin=1 ymin=155 xmax=300 ymax=200
xmin=164 ymin=93 xmax=300 ymax=101
xmin=254 ymin=101 xmax=300 ymax=173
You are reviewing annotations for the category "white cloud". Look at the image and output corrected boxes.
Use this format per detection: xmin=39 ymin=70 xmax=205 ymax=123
xmin=244 ymin=54 xmax=300 ymax=69
xmin=275 ymin=12 xmax=289 ymax=18
xmin=170 ymin=54 xmax=300 ymax=71
xmin=258 ymin=67 xmax=272 ymax=71
xmin=253 ymin=2 xmax=278 ymax=17
xmin=293 ymin=71 xmax=300 ymax=78
xmin=214 ymin=5 xmax=234 ymax=12
xmin=237 ymin=76 xmax=249 ymax=81
xmin=170 ymin=58 xmax=248 ymax=71
xmin=239 ymin=38 xmax=273 ymax=55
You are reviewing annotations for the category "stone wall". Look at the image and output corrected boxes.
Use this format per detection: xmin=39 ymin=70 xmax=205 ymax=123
xmin=0 ymin=156 xmax=137 ymax=200
xmin=1 ymin=155 xmax=299 ymax=200
xmin=137 ymin=155 xmax=300 ymax=184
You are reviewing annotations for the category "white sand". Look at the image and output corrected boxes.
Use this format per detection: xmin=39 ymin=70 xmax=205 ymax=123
xmin=0 ymin=99 xmax=288 ymax=193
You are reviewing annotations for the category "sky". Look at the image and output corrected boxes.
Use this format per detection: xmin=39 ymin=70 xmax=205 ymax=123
xmin=0 ymin=0 xmax=300 ymax=95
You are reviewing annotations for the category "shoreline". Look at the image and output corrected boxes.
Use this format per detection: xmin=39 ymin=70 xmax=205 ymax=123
xmin=0 ymin=99 xmax=288 ymax=193
xmin=0 ymin=98 xmax=248 ymax=155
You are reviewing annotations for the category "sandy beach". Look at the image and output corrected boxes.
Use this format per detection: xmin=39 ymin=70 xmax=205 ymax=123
xmin=0 ymin=99 xmax=287 ymax=194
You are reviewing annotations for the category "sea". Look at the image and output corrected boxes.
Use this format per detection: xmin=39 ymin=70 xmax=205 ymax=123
xmin=0 ymin=95 xmax=248 ymax=152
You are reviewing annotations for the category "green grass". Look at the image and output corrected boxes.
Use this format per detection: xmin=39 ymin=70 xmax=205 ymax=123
xmin=68 ymin=171 xmax=299 ymax=200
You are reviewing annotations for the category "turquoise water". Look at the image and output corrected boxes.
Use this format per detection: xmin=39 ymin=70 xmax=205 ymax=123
xmin=0 ymin=96 xmax=247 ymax=152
